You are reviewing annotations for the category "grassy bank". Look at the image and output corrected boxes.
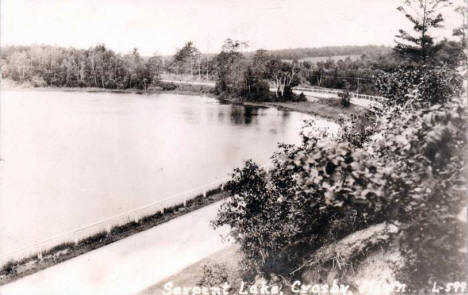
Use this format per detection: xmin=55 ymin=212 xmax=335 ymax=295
xmin=249 ymin=98 xmax=366 ymax=122
xmin=220 ymin=96 xmax=367 ymax=122
xmin=0 ymin=188 xmax=229 ymax=286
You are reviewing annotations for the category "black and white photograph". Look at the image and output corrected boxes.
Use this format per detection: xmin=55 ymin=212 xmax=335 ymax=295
xmin=0 ymin=0 xmax=467 ymax=294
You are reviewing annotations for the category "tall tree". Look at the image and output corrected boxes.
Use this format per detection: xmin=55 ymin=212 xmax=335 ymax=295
xmin=251 ymin=49 xmax=271 ymax=78
xmin=265 ymin=58 xmax=300 ymax=98
xmin=394 ymin=0 xmax=448 ymax=63
xmin=172 ymin=41 xmax=200 ymax=76
xmin=214 ymin=39 xmax=247 ymax=94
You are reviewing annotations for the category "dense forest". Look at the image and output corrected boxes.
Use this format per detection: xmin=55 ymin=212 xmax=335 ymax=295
xmin=2 ymin=41 xmax=463 ymax=98
xmin=2 ymin=41 xmax=458 ymax=96
xmin=250 ymin=45 xmax=393 ymax=60
xmin=0 ymin=45 xmax=163 ymax=89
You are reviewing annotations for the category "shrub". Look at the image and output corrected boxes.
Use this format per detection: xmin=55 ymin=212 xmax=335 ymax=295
xmin=197 ymin=263 xmax=229 ymax=287
xmin=158 ymin=81 xmax=178 ymax=91
xmin=338 ymin=111 xmax=376 ymax=148
xmin=375 ymin=66 xmax=463 ymax=107
xmin=0 ymin=261 xmax=17 ymax=276
xmin=30 ymin=75 xmax=47 ymax=87
xmin=338 ymin=89 xmax=351 ymax=107
xmin=78 ymin=231 xmax=108 ymax=246
xmin=240 ymin=78 xmax=271 ymax=102
xmin=213 ymin=140 xmax=386 ymax=275
xmin=281 ymin=86 xmax=294 ymax=101
xmin=371 ymin=97 xmax=467 ymax=290
xmin=214 ymin=65 xmax=466 ymax=289
xmin=298 ymin=92 xmax=307 ymax=102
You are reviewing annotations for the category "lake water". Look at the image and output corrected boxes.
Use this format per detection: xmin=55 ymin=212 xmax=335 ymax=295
xmin=0 ymin=90 xmax=337 ymax=260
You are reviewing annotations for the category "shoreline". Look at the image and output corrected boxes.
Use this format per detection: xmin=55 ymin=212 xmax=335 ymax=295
xmin=2 ymin=84 xmax=363 ymax=122
xmin=1 ymin=84 xmax=217 ymax=99
xmin=220 ymin=97 xmax=365 ymax=123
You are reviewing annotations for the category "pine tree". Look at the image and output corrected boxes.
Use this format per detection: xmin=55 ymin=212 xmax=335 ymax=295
xmin=394 ymin=0 xmax=449 ymax=63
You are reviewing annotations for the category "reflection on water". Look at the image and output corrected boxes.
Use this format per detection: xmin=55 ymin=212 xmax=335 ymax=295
xmin=229 ymin=105 xmax=261 ymax=125
xmin=0 ymin=91 xmax=337 ymax=254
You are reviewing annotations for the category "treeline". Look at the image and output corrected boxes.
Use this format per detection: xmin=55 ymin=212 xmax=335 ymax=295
xmin=0 ymin=42 xmax=400 ymax=97
xmin=299 ymin=53 xmax=401 ymax=94
xmin=255 ymin=45 xmax=392 ymax=60
xmin=168 ymin=41 xmax=403 ymax=97
xmin=2 ymin=36 xmax=464 ymax=98
xmin=163 ymin=41 xmax=216 ymax=80
xmin=1 ymin=45 xmax=162 ymax=89
xmin=213 ymin=40 xmax=307 ymax=102
xmin=212 ymin=41 xmax=405 ymax=99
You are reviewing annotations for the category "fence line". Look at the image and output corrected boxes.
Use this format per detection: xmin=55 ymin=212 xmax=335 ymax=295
xmin=293 ymin=86 xmax=386 ymax=102
xmin=0 ymin=178 xmax=230 ymax=265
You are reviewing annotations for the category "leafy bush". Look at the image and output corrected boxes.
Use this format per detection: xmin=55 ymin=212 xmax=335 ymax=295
xmin=197 ymin=263 xmax=229 ymax=287
xmin=213 ymin=65 xmax=466 ymax=289
xmin=240 ymin=67 xmax=272 ymax=102
xmin=0 ymin=261 xmax=17 ymax=276
xmin=371 ymin=97 xmax=467 ymax=290
xmin=338 ymin=111 xmax=376 ymax=148
xmin=375 ymin=66 xmax=463 ymax=107
xmin=298 ymin=92 xmax=307 ymax=102
xmin=30 ymin=75 xmax=47 ymax=87
xmin=338 ymin=89 xmax=351 ymax=107
xmin=213 ymin=139 xmax=387 ymax=275
xmin=158 ymin=81 xmax=178 ymax=91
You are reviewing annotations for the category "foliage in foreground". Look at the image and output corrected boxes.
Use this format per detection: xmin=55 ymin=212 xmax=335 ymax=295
xmin=212 ymin=65 xmax=466 ymax=290
xmin=375 ymin=65 xmax=463 ymax=106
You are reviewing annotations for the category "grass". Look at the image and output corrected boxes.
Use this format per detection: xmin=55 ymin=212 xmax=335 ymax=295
xmin=240 ymin=96 xmax=367 ymax=123
xmin=0 ymin=189 xmax=229 ymax=286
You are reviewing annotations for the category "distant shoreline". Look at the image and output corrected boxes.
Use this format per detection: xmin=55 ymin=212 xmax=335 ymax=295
xmin=1 ymin=83 xmax=217 ymax=98
xmin=2 ymin=81 xmax=363 ymax=123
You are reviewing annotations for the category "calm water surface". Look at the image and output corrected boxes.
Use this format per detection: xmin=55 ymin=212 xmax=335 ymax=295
xmin=0 ymin=90 xmax=337 ymax=256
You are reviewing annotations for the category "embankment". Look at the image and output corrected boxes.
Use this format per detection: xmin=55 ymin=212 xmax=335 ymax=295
xmin=0 ymin=186 xmax=228 ymax=285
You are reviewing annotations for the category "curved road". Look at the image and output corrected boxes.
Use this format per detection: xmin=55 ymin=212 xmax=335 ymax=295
xmin=160 ymin=79 xmax=380 ymax=109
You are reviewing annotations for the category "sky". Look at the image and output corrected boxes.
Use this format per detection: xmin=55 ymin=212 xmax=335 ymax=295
xmin=1 ymin=0 xmax=464 ymax=56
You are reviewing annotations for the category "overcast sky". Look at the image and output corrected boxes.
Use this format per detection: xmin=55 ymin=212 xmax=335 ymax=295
xmin=1 ymin=0 xmax=463 ymax=55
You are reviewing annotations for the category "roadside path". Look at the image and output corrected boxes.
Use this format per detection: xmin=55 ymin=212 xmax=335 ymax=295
xmin=292 ymin=89 xmax=381 ymax=109
xmin=0 ymin=201 xmax=230 ymax=295
xmin=160 ymin=79 xmax=215 ymax=87
xmin=160 ymin=79 xmax=379 ymax=109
